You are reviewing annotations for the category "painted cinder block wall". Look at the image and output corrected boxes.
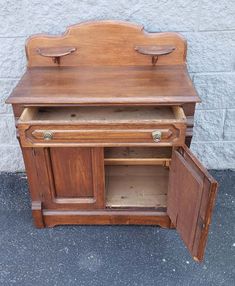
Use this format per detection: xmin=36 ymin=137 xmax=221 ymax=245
xmin=0 ymin=0 xmax=234 ymax=171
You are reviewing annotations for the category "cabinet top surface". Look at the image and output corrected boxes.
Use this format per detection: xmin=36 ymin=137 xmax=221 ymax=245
xmin=7 ymin=65 xmax=199 ymax=105
xmin=6 ymin=20 xmax=199 ymax=106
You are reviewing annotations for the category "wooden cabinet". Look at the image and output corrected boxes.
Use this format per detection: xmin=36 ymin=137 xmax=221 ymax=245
xmin=6 ymin=21 xmax=218 ymax=262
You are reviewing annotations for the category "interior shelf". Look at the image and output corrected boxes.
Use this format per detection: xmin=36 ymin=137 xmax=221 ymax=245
xmin=104 ymin=147 xmax=172 ymax=158
xmin=105 ymin=165 xmax=169 ymax=209
xmin=104 ymin=147 xmax=172 ymax=166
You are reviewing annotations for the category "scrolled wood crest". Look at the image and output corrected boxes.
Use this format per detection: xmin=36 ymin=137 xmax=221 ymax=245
xmin=26 ymin=20 xmax=187 ymax=67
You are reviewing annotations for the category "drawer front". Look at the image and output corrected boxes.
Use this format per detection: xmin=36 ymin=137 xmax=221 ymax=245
xmin=19 ymin=123 xmax=186 ymax=147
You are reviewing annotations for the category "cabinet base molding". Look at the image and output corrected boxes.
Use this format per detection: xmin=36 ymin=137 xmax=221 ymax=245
xmin=42 ymin=210 xmax=172 ymax=228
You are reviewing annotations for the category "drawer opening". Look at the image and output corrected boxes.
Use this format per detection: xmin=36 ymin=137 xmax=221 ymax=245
xmin=19 ymin=106 xmax=186 ymax=123
xmin=105 ymin=165 xmax=169 ymax=209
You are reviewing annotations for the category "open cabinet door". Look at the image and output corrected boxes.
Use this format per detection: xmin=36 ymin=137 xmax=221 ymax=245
xmin=167 ymin=145 xmax=218 ymax=262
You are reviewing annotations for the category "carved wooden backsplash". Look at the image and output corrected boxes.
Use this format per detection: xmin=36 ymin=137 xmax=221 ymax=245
xmin=26 ymin=20 xmax=187 ymax=67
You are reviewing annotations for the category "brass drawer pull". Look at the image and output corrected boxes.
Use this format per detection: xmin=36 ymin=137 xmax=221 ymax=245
xmin=43 ymin=131 xmax=53 ymax=140
xmin=152 ymin=130 xmax=161 ymax=142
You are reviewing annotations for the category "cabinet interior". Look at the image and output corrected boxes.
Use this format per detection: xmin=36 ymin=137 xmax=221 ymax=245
xmin=104 ymin=147 xmax=171 ymax=209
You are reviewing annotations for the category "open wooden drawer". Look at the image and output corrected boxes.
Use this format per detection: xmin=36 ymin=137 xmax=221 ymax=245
xmin=17 ymin=106 xmax=186 ymax=147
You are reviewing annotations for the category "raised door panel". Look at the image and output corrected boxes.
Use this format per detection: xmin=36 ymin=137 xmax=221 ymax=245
xmin=23 ymin=147 xmax=105 ymax=210
xmin=167 ymin=145 xmax=218 ymax=262
xmin=46 ymin=147 xmax=105 ymax=209
xmin=50 ymin=148 xmax=94 ymax=198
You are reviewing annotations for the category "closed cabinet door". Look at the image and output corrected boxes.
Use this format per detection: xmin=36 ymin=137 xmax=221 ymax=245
xmin=167 ymin=145 xmax=218 ymax=262
xmin=23 ymin=147 xmax=105 ymax=210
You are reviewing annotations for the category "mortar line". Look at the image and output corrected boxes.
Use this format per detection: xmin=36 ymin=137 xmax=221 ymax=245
xmin=190 ymin=71 xmax=235 ymax=75
xmin=195 ymin=0 xmax=202 ymax=32
xmin=192 ymin=140 xmax=235 ymax=143
xmin=196 ymin=108 xmax=235 ymax=111
xmin=0 ymin=36 xmax=27 ymax=39
xmin=0 ymin=77 xmax=21 ymax=80
xmin=194 ymin=29 xmax=235 ymax=33
xmin=0 ymin=30 xmax=235 ymax=39
xmin=221 ymin=109 xmax=227 ymax=140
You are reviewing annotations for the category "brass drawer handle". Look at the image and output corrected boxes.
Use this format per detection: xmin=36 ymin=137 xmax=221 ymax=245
xmin=43 ymin=131 xmax=53 ymax=140
xmin=152 ymin=130 xmax=161 ymax=142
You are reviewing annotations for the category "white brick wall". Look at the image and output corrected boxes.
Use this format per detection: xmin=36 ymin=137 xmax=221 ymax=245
xmin=0 ymin=0 xmax=234 ymax=171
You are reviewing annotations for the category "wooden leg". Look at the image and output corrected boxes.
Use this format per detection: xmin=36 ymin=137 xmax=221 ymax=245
xmin=169 ymin=220 xmax=175 ymax=229
xmin=32 ymin=201 xmax=45 ymax=228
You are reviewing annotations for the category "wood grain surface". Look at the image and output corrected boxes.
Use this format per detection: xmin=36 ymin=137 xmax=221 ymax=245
xmin=167 ymin=145 xmax=218 ymax=262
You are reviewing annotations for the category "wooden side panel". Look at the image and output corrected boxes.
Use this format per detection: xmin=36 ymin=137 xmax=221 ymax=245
xmin=12 ymin=104 xmax=24 ymax=119
xmin=26 ymin=21 xmax=186 ymax=67
xmin=50 ymin=148 xmax=94 ymax=198
xmin=21 ymin=148 xmax=44 ymax=203
xmin=182 ymin=103 xmax=195 ymax=147
xmin=167 ymin=145 xmax=218 ymax=262
xmin=21 ymin=147 xmax=51 ymax=228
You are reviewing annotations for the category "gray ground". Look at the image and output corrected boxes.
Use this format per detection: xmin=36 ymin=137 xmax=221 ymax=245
xmin=0 ymin=170 xmax=234 ymax=286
